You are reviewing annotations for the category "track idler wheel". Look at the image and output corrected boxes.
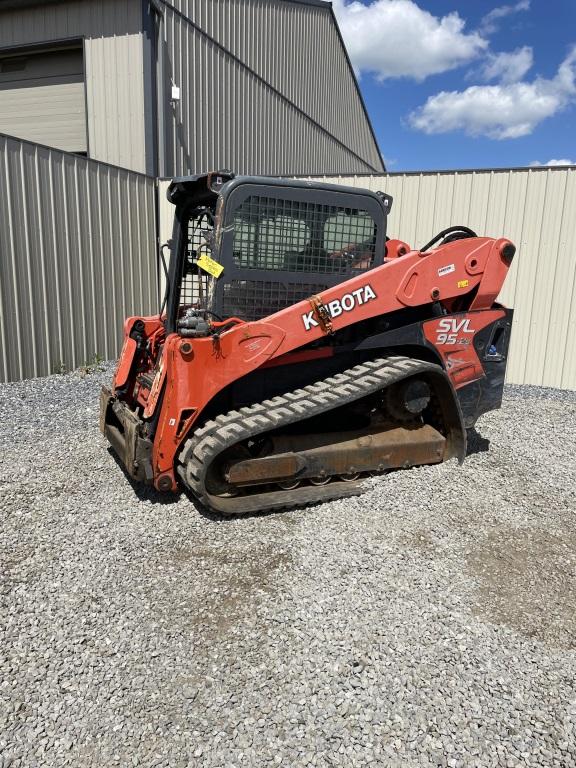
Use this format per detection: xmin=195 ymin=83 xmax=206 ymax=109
xmin=385 ymin=377 xmax=431 ymax=422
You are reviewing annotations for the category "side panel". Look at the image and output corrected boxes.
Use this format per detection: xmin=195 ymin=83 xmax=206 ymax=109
xmin=423 ymin=309 xmax=507 ymax=389
xmin=456 ymin=309 xmax=514 ymax=428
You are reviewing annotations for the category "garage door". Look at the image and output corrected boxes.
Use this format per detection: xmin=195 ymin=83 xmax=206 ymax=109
xmin=0 ymin=46 xmax=87 ymax=153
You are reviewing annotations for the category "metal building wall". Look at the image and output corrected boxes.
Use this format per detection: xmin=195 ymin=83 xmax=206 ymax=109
xmin=0 ymin=0 xmax=148 ymax=174
xmin=0 ymin=133 xmax=157 ymax=383
xmin=300 ymin=167 xmax=576 ymax=391
xmin=157 ymin=0 xmax=384 ymax=177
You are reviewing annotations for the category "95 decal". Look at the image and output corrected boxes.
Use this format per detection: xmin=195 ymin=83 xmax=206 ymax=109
xmin=435 ymin=317 xmax=475 ymax=345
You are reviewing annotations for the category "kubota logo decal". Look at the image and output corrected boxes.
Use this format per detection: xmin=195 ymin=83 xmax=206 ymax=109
xmin=302 ymin=285 xmax=377 ymax=331
xmin=436 ymin=317 xmax=475 ymax=345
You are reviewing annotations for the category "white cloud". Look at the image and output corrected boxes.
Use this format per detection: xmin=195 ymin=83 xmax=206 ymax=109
xmin=409 ymin=47 xmax=576 ymax=139
xmin=530 ymin=159 xmax=575 ymax=166
xmin=481 ymin=46 xmax=533 ymax=84
xmin=332 ymin=0 xmax=487 ymax=81
xmin=479 ymin=1 xmax=530 ymax=35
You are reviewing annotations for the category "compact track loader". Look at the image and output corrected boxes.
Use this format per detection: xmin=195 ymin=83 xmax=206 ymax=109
xmin=101 ymin=172 xmax=515 ymax=514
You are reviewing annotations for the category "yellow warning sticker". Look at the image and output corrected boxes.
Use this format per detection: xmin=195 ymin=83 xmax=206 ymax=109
xmin=457 ymin=279 xmax=469 ymax=289
xmin=197 ymin=252 xmax=224 ymax=278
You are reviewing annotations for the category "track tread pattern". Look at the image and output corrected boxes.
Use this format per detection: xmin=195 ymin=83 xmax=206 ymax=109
xmin=178 ymin=356 xmax=438 ymax=516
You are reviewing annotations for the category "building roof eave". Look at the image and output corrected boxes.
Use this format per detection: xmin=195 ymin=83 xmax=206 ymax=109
xmin=0 ymin=0 xmax=332 ymax=8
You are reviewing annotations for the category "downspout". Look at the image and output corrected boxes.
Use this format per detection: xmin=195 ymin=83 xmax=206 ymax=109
xmin=149 ymin=0 xmax=165 ymax=179
xmin=147 ymin=0 xmax=166 ymax=307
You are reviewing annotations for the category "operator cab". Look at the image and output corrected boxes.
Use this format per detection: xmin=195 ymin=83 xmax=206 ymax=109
xmin=165 ymin=171 xmax=392 ymax=334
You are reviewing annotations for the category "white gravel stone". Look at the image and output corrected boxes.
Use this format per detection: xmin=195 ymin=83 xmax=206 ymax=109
xmin=1 ymin=365 xmax=575 ymax=767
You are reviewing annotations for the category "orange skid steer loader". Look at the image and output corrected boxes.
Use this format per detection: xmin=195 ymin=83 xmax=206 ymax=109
xmin=100 ymin=172 xmax=515 ymax=514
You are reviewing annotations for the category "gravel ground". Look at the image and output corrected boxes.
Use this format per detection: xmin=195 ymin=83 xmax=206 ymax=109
xmin=1 ymin=364 xmax=576 ymax=768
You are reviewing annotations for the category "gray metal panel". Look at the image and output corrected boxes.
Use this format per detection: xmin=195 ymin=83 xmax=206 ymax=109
xmin=158 ymin=0 xmax=383 ymax=176
xmin=0 ymin=81 xmax=87 ymax=152
xmin=298 ymin=168 xmax=576 ymax=391
xmin=0 ymin=48 xmax=87 ymax=151
xmin=0 ymin=133 xmax=157 ymax=383
xmin=0 ymin=0 xmax=147 ymax=173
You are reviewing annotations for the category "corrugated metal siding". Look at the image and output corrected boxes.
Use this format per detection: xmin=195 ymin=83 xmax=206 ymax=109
xmin=0 ymin=0 xmax=147 ymax=173
xmin=0 ymin=80 xmax=87 ymax=152
xmin=0 ymin=133 xmax=157 ymax=383
xmin=0 ymin=47 xmax=87 ymax=152
xmin=299 ymin=168 xmax=576 ymax=390
xmin=159 ymin=0 xmax=383 ymax=176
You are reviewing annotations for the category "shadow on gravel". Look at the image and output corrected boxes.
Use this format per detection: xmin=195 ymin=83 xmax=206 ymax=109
xmin=181 ymin=485 xmax=298 ymax=524
xmin=466 ymin=427 xmax=491 ymax=457
xmin=106 ymin=446 xmax=291 ymax=521
xmin=107 ymin=448 xmax=182 ymax=505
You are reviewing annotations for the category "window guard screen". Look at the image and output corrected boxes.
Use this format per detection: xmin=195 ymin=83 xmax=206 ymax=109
xmin=178 ymin=211 xmax=216 ymax=315
xmin=231 ymin=195 xmax=377 ymax=275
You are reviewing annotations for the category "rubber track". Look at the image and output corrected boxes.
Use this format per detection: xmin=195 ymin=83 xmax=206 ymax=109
xmin=177 ymin=356 xmax=439 ymax=515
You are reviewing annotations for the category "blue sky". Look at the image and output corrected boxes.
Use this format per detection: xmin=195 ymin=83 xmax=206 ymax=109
xmin=333 ymin=0 xmax=576 ymax=170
